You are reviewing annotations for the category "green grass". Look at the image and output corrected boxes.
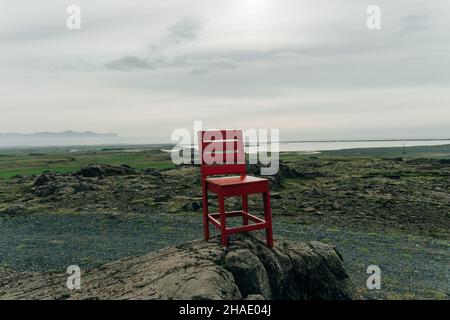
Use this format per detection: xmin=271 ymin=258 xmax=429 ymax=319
xmin=332 ymin=144 xmax=450 ymax=158
xmin=280 ymin=144 xmax=450 ymax=160
xmin=0 ymin=147 xmax=175 ymax=179
xmin=2 ymin=143 xmax=450 ymax=180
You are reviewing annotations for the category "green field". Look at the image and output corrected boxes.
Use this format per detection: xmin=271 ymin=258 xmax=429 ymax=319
xmin=1 ymin=143 xmax=450 ymax=180
xmin=0 ymin=145 xmax=176 ymax=179
xmin=282 ymin=143 xmax=450 ymax=161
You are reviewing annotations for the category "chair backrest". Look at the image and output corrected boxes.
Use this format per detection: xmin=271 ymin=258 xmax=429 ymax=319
xmin=198 ymin=129 xmax=246 ymax=178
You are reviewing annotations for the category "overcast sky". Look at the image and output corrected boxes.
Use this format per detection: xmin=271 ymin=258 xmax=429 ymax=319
xmin=1 ymin=0 xmax=449 ymax=142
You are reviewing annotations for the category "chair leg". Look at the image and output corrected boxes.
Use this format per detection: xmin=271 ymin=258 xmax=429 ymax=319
xmin=263 ymin=192 xmax=274 ymax=248
xmin=201 ymin=184 xmax=209 ymax=241
xmin=218 ymin=195 xmax=228 ymax=247
xmin=242 ymin=194 xmax=249 ymax=226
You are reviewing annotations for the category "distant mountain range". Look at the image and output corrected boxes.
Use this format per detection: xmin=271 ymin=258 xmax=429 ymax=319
xmin=0 ymin=131 xmax=121 ymax=147
xmin=0 ymin=131 xmax=119 ymax=138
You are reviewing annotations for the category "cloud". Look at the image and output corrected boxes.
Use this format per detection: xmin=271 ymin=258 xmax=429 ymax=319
xmin=396 ymin=13 xmax=433 ymax=36
xmin=163 ymin=16 xmax=203 ymax=45
xmin=189 ymin=67 xmax=209 ymax=75
xmin=273 ymin=52 xmax=304 ymax=59
xmin=105 ymin=16 xmax=240 ymax=75
xmin=106 ymin=15 xmax=204 ymax=72
xmin=207 ymin=57 xmax=238 ymax=69
xmin=105 ymin=56 xmax=157 ymax=71
xmin=185 ymin=57 xmax=238 ymax=75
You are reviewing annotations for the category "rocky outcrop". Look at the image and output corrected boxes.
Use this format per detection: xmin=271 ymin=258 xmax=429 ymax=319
xmin=30 ymin=165 xmax=138 ymax=197
xmin=33 ymin=171 xmax=58 ymax=187
xmin=75 ymin=164 xmax=136 ymax=178
xmin=32 ymin=171 xmax=93 ymax=197
xmin=32 ymin=171 xmax=61 ymax=196
xmin=0 ymin=204 xmax=27 ymax=216
xmin=247 ymin=161 xmax=323 ymax=189
xmin=0 ymin=234 xmax=361 ymax=300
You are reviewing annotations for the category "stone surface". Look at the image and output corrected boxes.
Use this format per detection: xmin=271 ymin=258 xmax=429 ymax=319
xmin=75 ymin=164 xmax=136 ymax=178
xmin=0 ymin=234 xmax=361 ymax=300
xmin=33 ymin=171 xmax=58 ymax=187
xmin=1 ymin=204 xmax=27 ymax=215
xmin=224 ymin=249 xmax=272 ymax=299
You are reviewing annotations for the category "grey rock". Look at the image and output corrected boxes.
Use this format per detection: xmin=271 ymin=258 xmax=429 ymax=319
xmin=2 ymin=204 xmax=26 ymax=216
xmin=0 ymin=234 xmax=361 ymax=300
xmin=270 ymin=193 xmax=283 ymax=200
xmin=75 ymin=164 xmax=136 ymax=178
xmin=154 ymin=195 xmax=170 ymax=202
xmin=73 ymin=182 xmax=94 ymax=193
xmin=33 ymin=184 xmax=59 ymax=197
xmin=245 ymin=294 xmax=266 ymax=300
xmin=182 ymin=202 xmax=202 ymax=212
xmin=247 ymin=161 xmax=309 ymax=189
xmin=33 ymin=171 xmax=58 ymax=187
xmin=224 ymin=249 xmax=272 ymax=299
xmin=144 ymin=168 xmax=163 ymax=178
xmin=310 ymin=186 xmax=324 ymax=196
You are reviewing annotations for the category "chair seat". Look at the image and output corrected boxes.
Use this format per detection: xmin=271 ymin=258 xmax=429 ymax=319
xmin=207 ymin=175 xmax=268 ymax=186
xmin=206 ymin=175 xmax=269 ymax=196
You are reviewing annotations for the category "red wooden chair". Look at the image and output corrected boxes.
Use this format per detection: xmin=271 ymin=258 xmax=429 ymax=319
xmin=198 ymin=129 xmax=273 ymax=248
